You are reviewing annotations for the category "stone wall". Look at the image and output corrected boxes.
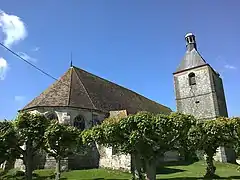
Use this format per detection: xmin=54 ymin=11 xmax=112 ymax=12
xmin=163 ymin=151 xmax=180 ymax=162
xmin=14 ymin=106 xmax=108 ymax=170
xmin=210 ymin=69 xmax=228 ymax=117
xmin=174 ymin=65 xmax=218 ymax=120
xmin=44 ymin=157 xmax=68 ymax=171
xmin=98 ymin=145 xmax=131 ymax=172
xmin=174 ymin=65 xmax=235 ymax=163
xmin=97 ymin=110 xmax=131 ymax=171
xmin=68 ymin=145 xmax=100 ymax=170
xmin=29 ymin=106 xmax=107 ymax=128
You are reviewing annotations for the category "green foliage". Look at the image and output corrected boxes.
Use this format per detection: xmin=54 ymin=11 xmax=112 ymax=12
xmin=194 ymin=117 xmax=234 ymax=153
xmin=82 ymin=112 xmax=196 ymax=180
xmin=169 ymin=113 xmax=198 ymax=161
xmin=82 ymin=117 xmax=123 ymax=150
xmin=101 ymin=116 xmax=121 ymax=125
xmin=2 ymin=110 xmax=239 ymax=180
xmin=15 ymin=112 xmax=50 ymax=145
xmin=44 ymin=120 xmax=81 ymax=159
xmin=44 ymin=120 xmax=82 ymax=180
xmin=14 ymin=112 xmax=50 ymax=180
xmin=229 ymin=117 xmax=240 ymax=158
xmin=190 ymin=117 xmax=235 ymax=177
xmin=0 ymin=120 xmax=20 ymax=167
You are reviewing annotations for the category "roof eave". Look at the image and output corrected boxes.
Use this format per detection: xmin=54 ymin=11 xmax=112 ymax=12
xmin=19 ymin=105 xmax=109 ymax=114
xmin=173 ymin=63 xmax=209 ymax=75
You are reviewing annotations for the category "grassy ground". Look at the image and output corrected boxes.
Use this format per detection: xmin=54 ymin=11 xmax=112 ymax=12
xmin=1 ymin=161 xmax=240 ymax=179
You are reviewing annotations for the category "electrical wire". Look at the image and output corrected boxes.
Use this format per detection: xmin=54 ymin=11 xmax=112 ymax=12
xmin=0 ymin=42 xmax=58 ymax=81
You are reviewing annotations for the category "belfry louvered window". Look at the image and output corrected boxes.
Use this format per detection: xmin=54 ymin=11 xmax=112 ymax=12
xmin=188 ymin=72 xmax=196 ymax=85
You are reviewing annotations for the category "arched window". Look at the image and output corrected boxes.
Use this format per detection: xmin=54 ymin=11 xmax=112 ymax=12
xmin=74 ymin=115 xmax=85 ymax=131
xmin=188 ymin=72 xmax=196 ymax=85
xmin=46 ymin=112 xmax=58 ymax=120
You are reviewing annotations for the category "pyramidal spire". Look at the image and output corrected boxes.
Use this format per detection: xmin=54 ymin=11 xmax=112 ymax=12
xmin=174 ymin=33 xmax=206 ymax=73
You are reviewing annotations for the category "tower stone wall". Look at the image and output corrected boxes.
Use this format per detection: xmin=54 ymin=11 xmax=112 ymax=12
xmin=174 ymin=65 xmax=219 ymax=120
xmin=174 ymin=33 xmax=234 ymax=162
xmin=174 ymin=64 xmax=228 ymax=120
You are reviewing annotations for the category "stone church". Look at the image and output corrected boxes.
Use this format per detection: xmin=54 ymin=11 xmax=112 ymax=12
xmin=15 ymin=33 xmax=231 ymax=171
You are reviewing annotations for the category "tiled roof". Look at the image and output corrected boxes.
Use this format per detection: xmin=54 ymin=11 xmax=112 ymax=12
xmin=175 ymin=48 xmax=206 ymax=73
xmin=23 ymin=66 xmax=172 ymax=114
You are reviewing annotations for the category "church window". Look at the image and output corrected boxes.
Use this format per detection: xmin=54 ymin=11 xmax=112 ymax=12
xmin=188 ymin=72 xmax=196 ymax=85
xmin=46 ymin=112 xmax=58 ymax=120
xmin=74 ymin=115 xmax=85 ymax=131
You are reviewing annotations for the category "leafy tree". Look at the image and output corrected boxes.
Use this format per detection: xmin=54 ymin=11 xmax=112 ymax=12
xmin=190 ymin=117 xmax=234 ymax=178
xmin=0 ymin=120 xmax=20 ymax=171
xmin=14 ymin=112 xmax=50 ymax=180
xmin=229 ymin=117 xmax=240 ymax=161
xmin=83 ymin=112 xmax=195 ymax=180
xmin=172 ymin=113 xmax=198 ymax=161
xmin=44 ymin=120 xmax=81 ymax=180
xmin=140 ymin=112 xmax=194 ymax=180
xmin=82 ymin=114 xmax=145 ymax=179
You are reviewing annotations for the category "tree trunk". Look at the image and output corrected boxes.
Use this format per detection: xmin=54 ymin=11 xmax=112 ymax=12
xmin=145 ymin=158 xmax=156 ymax=180
xmin=55 ymin=157 xmax=61 ymax=180
xmin=131 ymin=153 xmax=144 ymax=180
xmin=25 ymin=141 xmax=33 ymax=180
xmin=3 ymin=159 xmax=15 ymax=171
xmin=204 ymin=152 xmax=216 ymax=178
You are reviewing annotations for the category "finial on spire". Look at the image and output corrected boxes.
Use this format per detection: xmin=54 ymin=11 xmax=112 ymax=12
xmin=70 ymin=52 xmax=73 ymax=67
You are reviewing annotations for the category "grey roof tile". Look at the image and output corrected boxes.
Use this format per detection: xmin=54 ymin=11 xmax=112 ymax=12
xmin=176 ymin=47 xmax=206 ymax=73
xmin=23 ymin=66 xmax=172 ymax=114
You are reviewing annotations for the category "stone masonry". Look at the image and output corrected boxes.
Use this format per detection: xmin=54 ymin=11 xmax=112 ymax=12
xmin=174 ymin=33 xmax=235 ymax=162
xmin=14 ymin=106 xmax=108 ymax=170
xmin=10 ymin=33 xmax=235 ymax=172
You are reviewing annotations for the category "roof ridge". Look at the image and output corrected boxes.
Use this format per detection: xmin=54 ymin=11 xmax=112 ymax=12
xmin=72 ymin=67 xmax=97 ymax=109
xmin=193 ymin=48 xmax=206 ymax=63
xmin=23 ymin=69 xmax=72 ymax=110
xmin=72 ymin=66 xmax=171 ymax=110
xmin=67 ymin=67 xmax=73 ymax=106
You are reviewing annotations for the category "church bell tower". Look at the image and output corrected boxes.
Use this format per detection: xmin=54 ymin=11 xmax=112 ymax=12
xmin=173 ymin=33 xmax=228 ymax=120
xmin=173 ymin=33 xmax=235 ymax=163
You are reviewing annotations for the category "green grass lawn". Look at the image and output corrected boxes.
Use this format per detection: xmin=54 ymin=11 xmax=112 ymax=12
xmin=1 ymin=161 xmax=240 ymax=179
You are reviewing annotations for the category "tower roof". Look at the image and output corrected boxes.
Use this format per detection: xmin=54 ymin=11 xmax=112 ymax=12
xmin=22 ymin=66 xmax=171 ymax=114
xmin=175 ymin=33 xmax=206 ymax=73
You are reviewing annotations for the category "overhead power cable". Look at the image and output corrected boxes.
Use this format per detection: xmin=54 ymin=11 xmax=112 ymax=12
xmin=0 ymin=42 xmax=58 ymax=81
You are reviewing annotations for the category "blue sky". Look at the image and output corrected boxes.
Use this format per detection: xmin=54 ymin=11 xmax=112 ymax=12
xmin=0 ymin=0 xmax=239 ymax=119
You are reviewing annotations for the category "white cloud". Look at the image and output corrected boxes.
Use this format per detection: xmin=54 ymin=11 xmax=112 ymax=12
xmin=14 ymin=95 xmax=25 ymax=102
xmin=224 ymin=64 xmax=237 ymax=70
xmin=215 ymin=56 xmax=237 ymax=71
xmin=0 ymin=57 xmax=8 ymax=80
xmin=18 ymin=52 xmax=37 ymax=62
xmin=32 ymin=47 xmax=40 ymax=52
xmin=0 ymin=10 xmax=27 ymax=48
